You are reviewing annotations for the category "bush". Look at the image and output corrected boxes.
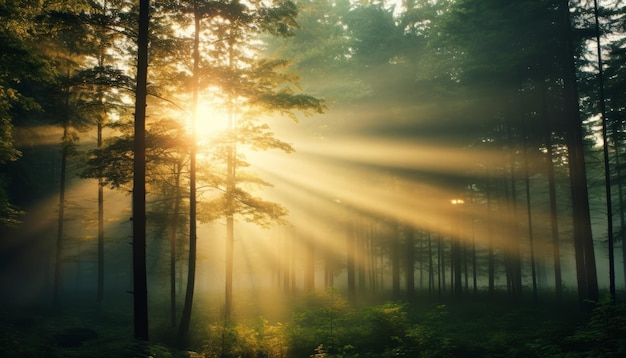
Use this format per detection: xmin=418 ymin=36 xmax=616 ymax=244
xmin=564 ymin=297 xmax=626 ymax=357
xmin=202 ymin=317 xmax=287 ymax=357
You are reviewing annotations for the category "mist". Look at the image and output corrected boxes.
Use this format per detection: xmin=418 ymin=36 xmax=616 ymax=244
xmin=2 ymin=0 xmax=626 ymax=357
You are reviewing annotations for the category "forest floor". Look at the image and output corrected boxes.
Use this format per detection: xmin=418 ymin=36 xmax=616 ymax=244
xmin=1 ymin=290 xmax=625 ymax=357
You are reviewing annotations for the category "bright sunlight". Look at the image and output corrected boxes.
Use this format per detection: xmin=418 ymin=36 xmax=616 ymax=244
xmin=3 ymin=0 xmax=624 ymax=357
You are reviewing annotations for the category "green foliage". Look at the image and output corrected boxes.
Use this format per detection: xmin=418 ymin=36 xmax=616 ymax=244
xmin=202 ymin=317 xmax=288 ymax=357
xmin=3 ymin=295 xmax=625 ymax=358
xmin=81 ymin=118 xmax=191 ymax=188
xmin=0 ymin=303 xmax=187 ymax=358
xmin=564 ymin=297 xmax=626 ymax=357
xmin=401 ymin=305 xmax=455 ymax=358
xmin=284 ymin=292 xmax=457 ymax=357
xmin=257 ymin=0 xmax=299 ymax=37
xmin=0 ymin=0 xmax=54 ymax=226
xmin=80 ymin=133 xmax=134 ymax=188
xmin=0 ymin=175 xmax=24 ymax=227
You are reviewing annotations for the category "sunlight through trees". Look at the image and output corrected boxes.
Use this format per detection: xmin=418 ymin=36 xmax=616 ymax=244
xmin=2 ymin=0 xmax=626 ymax=356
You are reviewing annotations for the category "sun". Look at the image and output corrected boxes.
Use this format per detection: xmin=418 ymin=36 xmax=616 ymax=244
xmin=182 ymin=87 xmax=230 ymax=139
xmin=193 ymin=101 xmax=230 ymax=138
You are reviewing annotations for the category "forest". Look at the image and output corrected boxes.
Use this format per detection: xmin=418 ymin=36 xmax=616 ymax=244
xmin=1 ymin=0 xmax=626 ymax=356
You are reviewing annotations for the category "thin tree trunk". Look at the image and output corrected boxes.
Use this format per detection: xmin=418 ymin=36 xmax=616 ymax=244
xmin=593 ymin=0 xmax=615 ymax=300
xmin=613 ymin=125 xmax=626 ymax=288
xmin=357 ymin=220 xmax=366 ymax=292
xmin=97 ymin=120 xmax=104 ymax=302
xmin=132 ymin=0 xmax=150 ymax=342
xmin=419 ymin=231 xmax=427 ymax=290
xmin=96 ymin=2 xmax=108 ymax=302
xmin=487 ymin=173 xmax=495 ymax=295
xmin=170 ymin=163 xmax=181 ymax=328
xmin=54 ymin=132 xmax=68 ymax=306
xmin=472 ymin=220 xmax=477 ymax=294
xmin=347 ymin=221 xmax=356 ymax=301
xmin=428 ymin=232 xmax=434 ymax=296
xmin=544 ymin=86 xmax=563 ymax=302
xmin=406 ymin=227 xmax=415 ymax=301
xmin=224 ymin=15 xmax=239 ymax=320
xmin=463 ymin=242 xmax=468 ymax=292
xmin=290 ymin=233 xmax=296 ymax=292
xmin=438 ymin=233 xmax=443 ymax=300
xmin=285 ymin=233 xmax=292 ymax=291
xmin=451 ymin=202 xmax=463 ymax=297
xmin=506 ymin=119 xmax=522 ymax=298
xmin=224 ymin=110 xmax=234 ymax=315
xmin=178 ymin=4 xmax=199 ymax=346
xmin=369 ymin=225 xmax=377 ymax=292
xmin=453 ymin=231 xmax=462 ymax=297
xmin=324 ymin=246 xmax=333 ymax=289
xmin=225 ymin=216 xmax=234 ymax=318
xmin=305 ymin=235 xmax=315 ymax=291
xmin=522 ymin=104 xmax=538 ymax=303
xmin=391 ymin=223 xmax=400 ymax=299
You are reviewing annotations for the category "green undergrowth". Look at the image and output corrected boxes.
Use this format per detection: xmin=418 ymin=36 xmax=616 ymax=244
xmin=173 ymin=291 xmax=626 ymax=358
xmin=1 ymin=292 xmax=625 ymax=357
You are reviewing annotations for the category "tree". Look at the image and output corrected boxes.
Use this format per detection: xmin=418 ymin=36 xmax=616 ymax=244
xmin=559 ymin=0 xmax=599 ymax=305
xmin=405 ymin=226 xmax=415 ymax=301
xmin=177 ymin=0 xmax=202 ymax=346
xmin=132 ymin=0 xmax=150 ymax=341
xmin=37 ymin=4 xmax=100 ymax=305
xmin=202 ymin=6 xmax=324 ymax=320
xmin=61 ymin=0 xmax=136 ymax=302
xmin=163 ymin=0 xmax=324 ymax=343
xmin=0 ymin=0 xmax=47 ymax=227
xmin=603 ymin=2 xmax=626 ymax=289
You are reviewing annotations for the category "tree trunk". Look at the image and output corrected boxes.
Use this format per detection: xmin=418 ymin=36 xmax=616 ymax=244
xmin=405 ymin=227 xmax=415 ymax=301
xmin=612 ymin=125 xmax=626 ymax=288
xmin=54 ymin=134 xmax=67 ymax=306
xmin=463 ymin=242 xmax=468 ymax=292
xmin=472 ymin=221 xmax=477 ymax=294
xmin=324 ymin=246 xmax=333 ymax=288
xmin=368 ymin=224 xmax=377 ymax=292
xmin=132 ymin=0 xmax=150 ymax=342
xmin=95 ymin=10 xmax=108 ymax=303
xmin=428 ymin=232 xmax=434 ymax=296
xmin=346 ymin=221 xmax=356 ymax=301
xmin=452 ymin=216 xmax=462 ymax=298
xmin=593 ymin=0 xmax=615 ymax=300
xmin=522 ymin=110 xmax=538 ymax=303
xmin=285 ymin=233 xmax=293 ymax=291
xmin=305 ymin=234 xmax=315 ymax=291
xmin=357 ymin=220 xmax=366 ymax=292
xmin=170 ymin=163 xmax=181 ymax=328
xmin=543 ymin=84 xmax=563 ymax=302
xmin=560 ymin=0 xmax=599 ymax=304
xmin=223 ymin=13 xmax=239 ymax=320
xmin=506 ymin=120 xmax=522 ymax=298
xmin=487 ymin=173 xmax=495 ymax=295
xmin=419 ymin=232 xmax=424 ymax=290
xmin=178 ymin=5 xmax=199 ymax=346
xmin=97 ymin=120 xmax=104 ymax=302
xmin=391 ymin=223 xmax=400 ymax=299
xmin=225 ymin=216 xmax=234 ymax=319
xmin=438 ymin=233 xmax=443 ymax=300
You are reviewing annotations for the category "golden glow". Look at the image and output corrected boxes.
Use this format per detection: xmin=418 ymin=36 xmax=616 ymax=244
xmin=12 ymin=93 xmax=580 ymax=317
xmin=248 ymin=135 xmax=566 ymax=262
xmin=192 ymin=99 xmax=230 ymax=139
xmin=296 ymin=137 xmax=515 ymax=174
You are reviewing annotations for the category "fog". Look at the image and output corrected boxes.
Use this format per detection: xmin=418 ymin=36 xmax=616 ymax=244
xmin=1 ymin=0 xmax=625 ymax=356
